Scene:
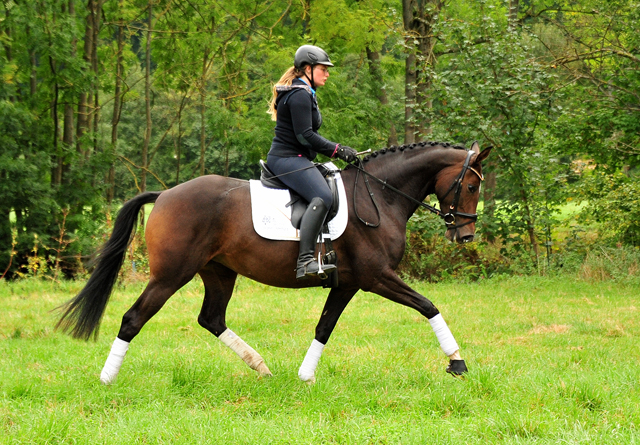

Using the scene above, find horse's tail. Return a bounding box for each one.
[56,191,162,341]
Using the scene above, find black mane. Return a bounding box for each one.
[357,141,467,164]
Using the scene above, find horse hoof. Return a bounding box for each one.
[299,374,316,384]
[446,359,468,376]
[100,371,118,385]
[256,362,273,377]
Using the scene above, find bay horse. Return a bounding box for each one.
[57,141,492,384]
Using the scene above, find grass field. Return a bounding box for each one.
[1,276,639,444]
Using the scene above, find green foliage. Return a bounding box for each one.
[428,11,591,268]
[541,0,640,171]
[3,0,640,279]
[575,171,640,246]
[398,207,510,281]
[0,100,57,274]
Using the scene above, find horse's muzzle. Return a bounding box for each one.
[445,229,475,244]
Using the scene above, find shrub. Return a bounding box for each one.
[398,208,510,282]
[575,171,640,247]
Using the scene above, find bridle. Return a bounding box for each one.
[440,149,485,230]
[351,149,484,231]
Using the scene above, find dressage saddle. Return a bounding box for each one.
[259,160,340,230]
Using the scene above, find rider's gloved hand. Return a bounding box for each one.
[336,145,358,163]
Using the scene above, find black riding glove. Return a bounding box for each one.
[335,145,358,163]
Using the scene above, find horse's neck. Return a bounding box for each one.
[366,147,458,216]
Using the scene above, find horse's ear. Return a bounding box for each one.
[475,145,493,164]
[470,141,480,154]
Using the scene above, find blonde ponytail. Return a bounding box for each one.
[267,66,304,121]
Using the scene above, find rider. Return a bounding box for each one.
[267,45,358,280]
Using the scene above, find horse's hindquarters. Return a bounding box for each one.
[145,176,318,289]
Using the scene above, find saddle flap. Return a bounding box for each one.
[248,174,348,242]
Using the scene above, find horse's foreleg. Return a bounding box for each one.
[370,270,467,375]
[299,288,357,382]
[101,278,185,384]
[197,264,272,376]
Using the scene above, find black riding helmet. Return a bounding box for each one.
[294,45,333,89]
[294,45,334,69]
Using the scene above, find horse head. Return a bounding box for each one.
[434,142,492,243]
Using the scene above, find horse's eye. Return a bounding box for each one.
[468,184,477,193]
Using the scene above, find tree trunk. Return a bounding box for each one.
[63,103,75,150]
[142,0,153,194]
[107,2,125,204]
[402,0,446,144]
[175,120,181,185]
[37,4,57,184]
[28,28,37,97]
[3,6,14,103]
[137,0,153,236]
[519,186,539,260]
[50,56,63,186]
[2,7,11,65]
[415,22,436,140]
[402,0,443,144]
[76,0,95,158]
[301,0,310,36]
[508,0,519,29]
[91,0,103,154]
[63,0,76,159]
[199,48,210,177]
[482,159,497,243]
[52,0,76,186]
[0,185,11,268]
[402,0,417,144]
[366,47,398,146]
[174,93,187,185]
[62,0,76,182]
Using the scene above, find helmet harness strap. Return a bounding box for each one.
[304,65,316,89]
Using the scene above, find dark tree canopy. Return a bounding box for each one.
[1,0,639,278]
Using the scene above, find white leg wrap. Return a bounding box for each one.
[219,329,271,375]
[428,314,460,357]
[298,339,325,382]
[100,337,129,385]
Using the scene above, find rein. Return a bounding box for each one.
[350,150,484,230]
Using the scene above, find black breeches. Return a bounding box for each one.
[266,155,334,209]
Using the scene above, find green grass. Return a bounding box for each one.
[1,276,639,444]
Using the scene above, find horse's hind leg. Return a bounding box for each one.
[197,263,272,376]
[100,276,190,384]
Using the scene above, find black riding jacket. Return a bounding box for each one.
[269,78,338,161]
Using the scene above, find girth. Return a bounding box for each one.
[259,160,340,230]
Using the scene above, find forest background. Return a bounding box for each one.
[1,0,639,281]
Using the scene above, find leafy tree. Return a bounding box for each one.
[432,10,573,266]
[527,0,640,169]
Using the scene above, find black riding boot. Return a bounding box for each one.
[296,197,336,280]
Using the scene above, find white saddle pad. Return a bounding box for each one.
[249,163,348,241]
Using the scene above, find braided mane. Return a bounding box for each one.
[354,141,467,164]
